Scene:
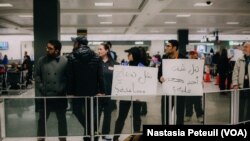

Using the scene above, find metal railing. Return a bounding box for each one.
[0,88,250,141]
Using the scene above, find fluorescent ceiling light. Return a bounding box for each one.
[100,22,112,24]
[135,41,144,45]
[176,14,191,17]
[226,22,239,25]
[164,21,176,24]
[98,14,112,17]
[92,41,103,45]
[95,2,113,7]
[0,3,13,7]
[18,15,33,18]
[194,2,213,7]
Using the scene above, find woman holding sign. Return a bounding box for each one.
[113,47,148,141]
[97,43,119,140]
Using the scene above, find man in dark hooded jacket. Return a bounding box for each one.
[67,36,105,141]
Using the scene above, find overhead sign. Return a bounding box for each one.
[162,59,204,96]
[111,65,158,101]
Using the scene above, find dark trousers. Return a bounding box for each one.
[219,73,232,90]
[37,108,67,137]
[219,73,227,90]
[161,96,186,125]
[114,101,142,135]
[185,96,203,117]
[98,98,112,134]
[72,98,98,136]
[239,90,250,122]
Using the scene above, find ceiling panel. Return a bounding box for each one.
[61,27,127,34]
[0,27,31,34]
[60,0,144,10]
[147,15,250,27]
[0,0,32,9]
[0,0,250,35]
[61,15,133,26]
[2,15,33,25]
[165,0,250,10]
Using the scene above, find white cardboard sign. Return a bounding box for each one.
[162,59,204,96]
[111,65,158,101]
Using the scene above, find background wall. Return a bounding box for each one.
[0,35,33,61]
[0,34,249,62]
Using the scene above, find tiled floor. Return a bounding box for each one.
[0,79,236,141]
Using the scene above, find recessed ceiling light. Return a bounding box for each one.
[100,22,112,24]
[0,3,13,7]
[98,14,112,17]
[164,21,176,24]
[226,22,239,25]
[135,41,144,45]
[176,14,191,17]
[18,15,33,18]
[194,2,213,7]
[95,2,113,7]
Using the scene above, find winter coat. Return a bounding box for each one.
[232,56,250,88]
[67,45,105,96]
[35,55,68,110]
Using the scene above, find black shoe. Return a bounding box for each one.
[94,137,99,141]
[83,137,90,141]
[59,137,66,141]
[113,136,119,141]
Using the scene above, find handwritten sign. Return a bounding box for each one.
[162,59,204,96]
[111,65,158,101]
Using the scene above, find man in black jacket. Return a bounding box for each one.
[67,36,105,141]
[158,40,186,125]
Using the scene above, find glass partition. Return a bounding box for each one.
[204,90,232,124]
[237,88,250,124]
[2,88,249,140]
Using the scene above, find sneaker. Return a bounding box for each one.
[184,116,191,122]
[197,116,204,123]
[102,135,112,140]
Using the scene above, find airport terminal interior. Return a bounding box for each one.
[0,0,250,141]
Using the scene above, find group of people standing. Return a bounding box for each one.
[35,37,148,141]
[35,36,250,141]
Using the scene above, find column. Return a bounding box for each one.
[33,0,60,62]
[177,29,189,55]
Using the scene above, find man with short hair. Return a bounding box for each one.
[232,42,250,122]
[68,36,105,141]
[35,40,68,141]
[158,39,186,125]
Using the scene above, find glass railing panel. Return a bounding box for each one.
[4,93,36,137]
[237,88,250,124]
[95,95,133,137]
[184,95,204,125]
[204,90,232,124]
[3,95,90,138]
